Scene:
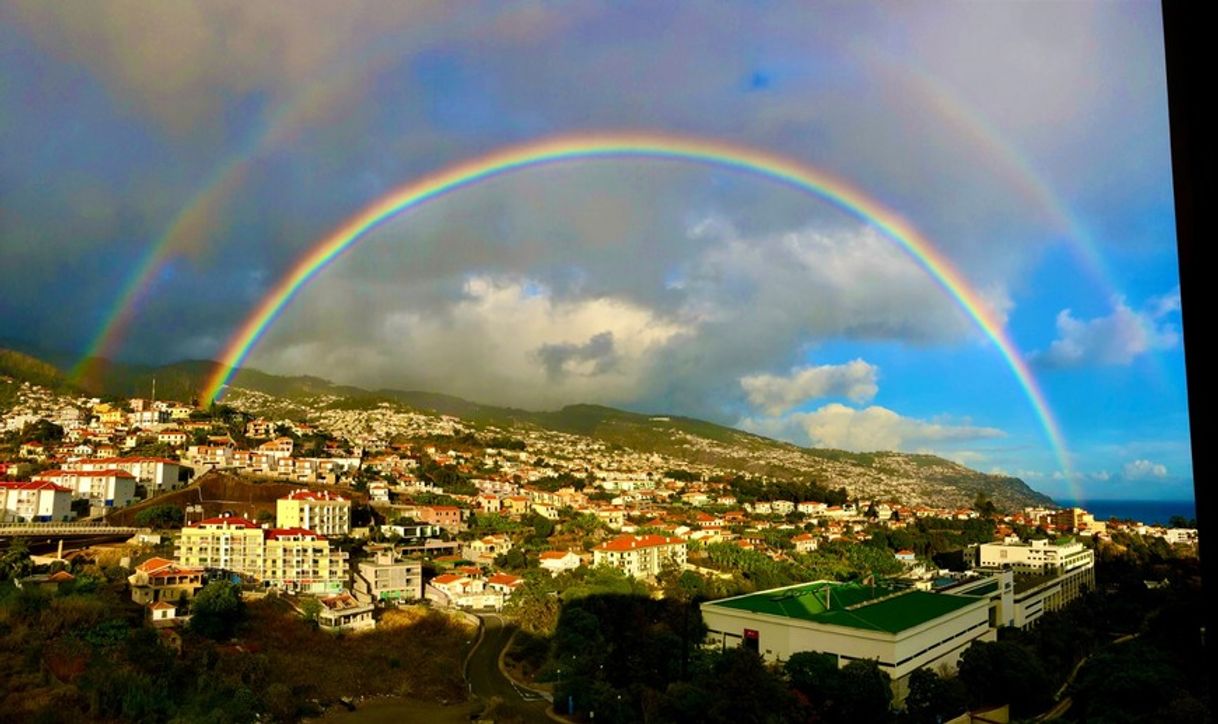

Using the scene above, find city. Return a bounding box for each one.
[0,3,1202,723]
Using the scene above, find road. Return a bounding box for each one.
[465,613,554,723]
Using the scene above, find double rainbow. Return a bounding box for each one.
[198,132,1071,479]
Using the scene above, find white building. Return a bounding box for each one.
[592,534,687,578]
[965,536,1096,628]
[66,457,182,493]
[33,469,137,510]
[539,550,582,576]
[701,580,995,702]
[0,481,73,522]
[972,536,1093,576]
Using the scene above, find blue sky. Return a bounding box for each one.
[0,2,1191,502]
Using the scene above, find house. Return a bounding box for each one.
[417,505,464,532]
[791,533,819,553]
[539,550,582,576]
[487,573,523,596]
[462,534,513,564]
[157,429,188,447]
[258,437,295,460]
[771,500,795,515]
[16,570,75,593]
[427,573,504,610]
[593,534,687,578]
[128,557,204,605]
[316,593,375,632]
[595,506,625,529]
[0,481,73,522]
[147,601,178,627]
[368,481,391,502]
[19,441,47,460]
[246,419,275,439]
[895,549,917,564]
[502,495,531,517]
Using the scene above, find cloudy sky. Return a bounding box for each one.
[0,2,1191,501]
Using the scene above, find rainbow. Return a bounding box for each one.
[69,42,386,387]
[199,132,1073,480]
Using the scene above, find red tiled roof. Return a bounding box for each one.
[0,481,72,492]
[149,601,176,610]
[195,516,259,528]
[266,527,324,540]
[539,550,572,560]
[431,573,466,585]
[283,490,348,502]
[488,573,522,587]
[48,570,75,582]
[136,557,175,573]
[595,534,684,552]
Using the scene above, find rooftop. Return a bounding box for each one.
[704,581,980,634]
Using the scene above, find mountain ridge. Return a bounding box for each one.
[0,347,1054,509]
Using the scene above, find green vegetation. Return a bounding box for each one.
[0,348,71,390]
[0,571,472,722]
[189,580,246,640]
[133,505,185,529]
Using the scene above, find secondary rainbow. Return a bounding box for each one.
[201,132,1073,480]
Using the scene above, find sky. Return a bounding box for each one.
[0,1,1192,502]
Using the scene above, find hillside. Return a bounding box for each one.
[105,469,369,526]
[1,348,1054,510]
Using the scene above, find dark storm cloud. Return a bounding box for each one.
[0,1,1177,440]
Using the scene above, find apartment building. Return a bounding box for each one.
[276,490,351,536]
[175,516,347,594]
[592,533,687,578]
[0,481,72,522]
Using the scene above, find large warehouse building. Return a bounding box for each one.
[701,581,996,700]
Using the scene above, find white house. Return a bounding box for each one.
[539,550,582,576]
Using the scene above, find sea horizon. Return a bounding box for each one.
[1052,498,1197,527]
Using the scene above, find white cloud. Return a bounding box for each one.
[1034,293,1180,368]
[1122,459,1168,480]
[253,274,687,409]
[740,359,878,415]
[740,402,1004,452]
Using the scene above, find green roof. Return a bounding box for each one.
[705,582,981,634]
[957,579,999,597]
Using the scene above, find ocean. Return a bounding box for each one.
[1053,498,1197,526]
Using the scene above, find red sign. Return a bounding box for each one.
[744,628,759,640]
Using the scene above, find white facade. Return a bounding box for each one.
[33,469,137,509]
[593,534,687,578]
[276,490,351,536]
[702,581,995,702]
[0,482,73,522]
[973,536,1093,575]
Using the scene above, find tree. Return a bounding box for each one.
[835,659,893,722]
[300,597,323,627]
[0,537,33,580]
[903,668,967,724]
[958,641,1051,717]
[134,504,185,529]
[190,581,245,640]
[972,492,997,518]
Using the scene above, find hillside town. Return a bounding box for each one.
[0,374,1203,722]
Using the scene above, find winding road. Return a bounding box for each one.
[465,613,554,723]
